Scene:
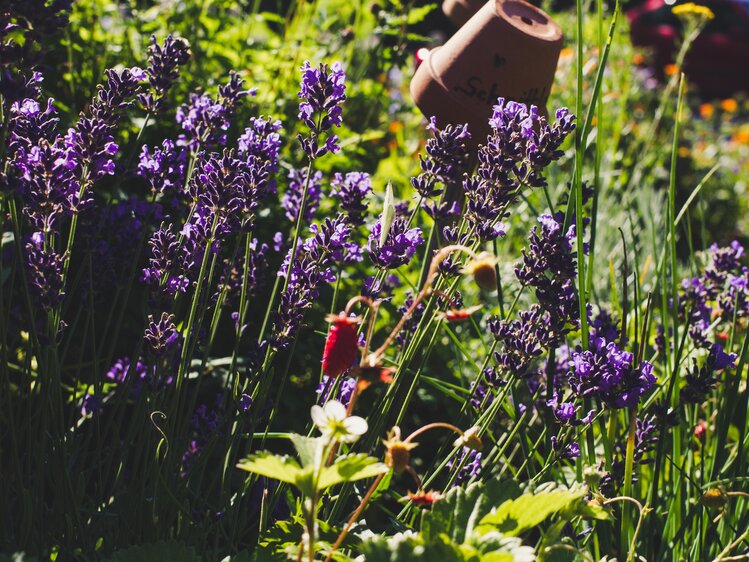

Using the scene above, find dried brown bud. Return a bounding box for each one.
[463,253,498,291]
[383,427,418,474]
[700,488,728,509]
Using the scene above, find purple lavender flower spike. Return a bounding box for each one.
[367,217,423,269]
[330,171,372,226]
[138,139,189,197]
[144,312,181,360]
[238,116,282,197]
[297,61,346,159]
[272,215,353,350]
[25,231,64,312]
[282,168,323,223]
[411,117,471,199]
[138,35,191,113]
[447,448,482,487]
[569,336,656,409]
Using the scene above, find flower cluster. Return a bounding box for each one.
[368,217,424,269]
[678,241,748,347]
[411,117,470,200]
[272,216,354,350]
[330,171,372,226]
[282,168,323,223]
[568,337,656,409]
[297,61,346,159]
[599,415,658,496]
[680,343,736,404]
[458,100,575,243]
[515,213,581,340]
[176,72,252,152]
[138,35,192,113]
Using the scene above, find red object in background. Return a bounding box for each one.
[322,314,359,378]
[627,0,749,98]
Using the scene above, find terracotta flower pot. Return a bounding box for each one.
[410,0,563,144]
[442,0,487,28]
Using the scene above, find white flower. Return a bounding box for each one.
[310,400,368,443]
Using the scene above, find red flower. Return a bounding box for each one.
[322,313,360,378]
[407,489,443,507]
[438,304,483,323]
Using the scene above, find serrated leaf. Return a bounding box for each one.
[477,488,587,537]
[359,532,470,562]
[105,541,201,562]
[236,452,303,485]
[317,454,388,491]
[289,434,324,468]
[422,479,521,544]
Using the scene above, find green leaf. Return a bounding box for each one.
[104,541,201,562]
[359,532,471,562]
[422,479,521,544]
[289,434,324,468]
[477,487,588,537]
[236,452,303,485]
[406,4,437,24]
[317,454,388,491]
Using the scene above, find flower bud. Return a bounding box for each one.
[463,253,497,291]
[700,488,728,509]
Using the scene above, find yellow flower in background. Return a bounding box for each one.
[664,63,678,76]
[672,2,715,21]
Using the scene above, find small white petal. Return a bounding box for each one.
[344,416,368,436]
[310,405,327,429]
[323,400,347,421]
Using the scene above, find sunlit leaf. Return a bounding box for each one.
[317,454,388,491]
[236,452,302,485]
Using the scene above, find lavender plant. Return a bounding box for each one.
[0,2,747,561]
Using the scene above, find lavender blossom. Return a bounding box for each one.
[411,117,470,199]
[460,100,575,241]
[551,436,580,459]
[490,305,554,378]
[138,139,189,198]
[238,116,282,197]
[680,343,736,404]
[143,312,181,360]
[142,222,191,296]
[297,61,346,159]
[600,415,658,496]
[367,217,423,269]
[177,73,250,152]
[24,232,64,312]
[317,374,357,407]
[282,168,323,223]
[138,35,191,113]
[448,448,482,486]
[65,66,146,179]
[515,213,580,338]
[330,171,372,226]
[569,336,656,409]
[272,215,352,349]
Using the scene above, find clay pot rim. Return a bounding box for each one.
[494,0,562,42]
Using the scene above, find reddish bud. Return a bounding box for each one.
[407,489,443,507]
[694,420,707,443]
[438,304,483,323]
[322,313,360,378]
